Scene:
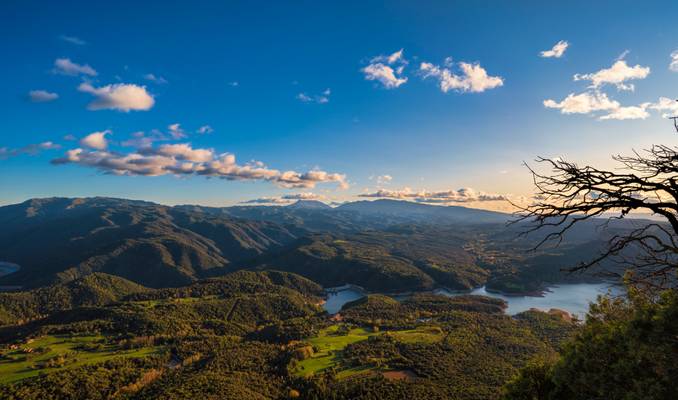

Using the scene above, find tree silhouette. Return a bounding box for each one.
[514,144,678,289]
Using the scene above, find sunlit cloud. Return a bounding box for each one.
[545,91,676,120]
[197,125,214,135]
[52,140,349,189]
[544,91,619,114]
[359,187,508,204]
[574,58,650,91]
[80,130,110,150]
[599,104,650,120]
[540,40,569,58]
[362,49,408,89]
[419,60,504,93]
[78,82,154,111]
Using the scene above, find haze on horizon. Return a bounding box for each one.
[2,1,678,212]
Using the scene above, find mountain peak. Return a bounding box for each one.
[286,200,332,210]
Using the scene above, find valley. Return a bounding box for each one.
[0,197,649,398]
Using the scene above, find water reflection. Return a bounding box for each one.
[323,283,624,318]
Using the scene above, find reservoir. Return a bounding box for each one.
[324,282,624,318]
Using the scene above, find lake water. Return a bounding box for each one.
[323,287,366,314]
[324,282,624,318]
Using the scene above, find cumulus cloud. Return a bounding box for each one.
[543,91,619,114]
[297,88,331,104]
[540,40,569,58]
[670,50,678,72]
[140,143,214,162]
[648,97,678,118]
[362,49,408,89]
[574,59,650,91]
[52,143,348,189]
[0,141,61,159]
[28,90,59,102]
[545,92,676,121]
[197,125,214,135]
[78,82,154,111]
[419,60,503,93]
[599,104,650,120]
[53,58,97,76]
[144,73,168,84]
[358,187,508,204]
[80,130,110,150]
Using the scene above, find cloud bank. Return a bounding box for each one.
[52,140,348,189]
[359,187,508,204]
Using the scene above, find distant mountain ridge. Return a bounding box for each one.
[0,197,302,289]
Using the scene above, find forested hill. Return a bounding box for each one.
[0,197,622,293]
[0,197,302,289]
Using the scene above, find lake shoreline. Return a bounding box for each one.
[323,282,625,317]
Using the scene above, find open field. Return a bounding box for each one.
[291,324,444,378]
[0,335,161,384]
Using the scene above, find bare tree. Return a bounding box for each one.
[514,145,678,290]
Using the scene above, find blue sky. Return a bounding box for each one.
[2,1,678,209]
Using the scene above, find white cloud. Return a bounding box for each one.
[574,59,650,91]
[53,58,97,76]
[648,97,678,118]
[362,49,408,89]
[420,61,503,93]
[545,92,676,121]
[144,73,168,84]
[0,141,61,159]
[141,143,214,162]
[544,91,619,114]
[229,81,239,87]
[59,35,86,45]
[359,187,508,204]
[197,125,214,134]
[599,104,650,120]
[78,82,155,111]
[80,130,110,150]
[28,90,58,102]
[52,143,349,189]
[670,50,678,72]
[540,40,569,58]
